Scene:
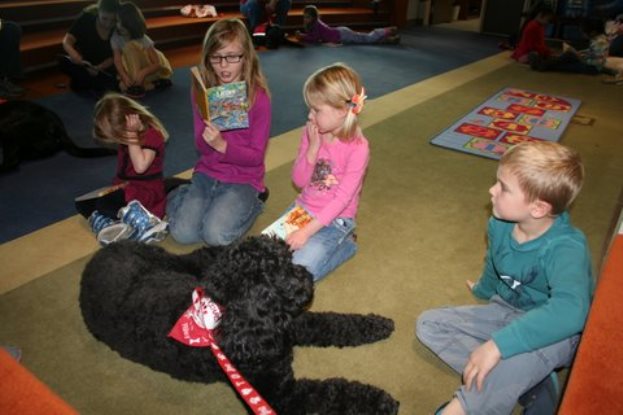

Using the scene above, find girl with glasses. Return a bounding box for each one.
[167,18,272,247]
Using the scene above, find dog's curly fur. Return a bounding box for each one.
[80,236,399,414]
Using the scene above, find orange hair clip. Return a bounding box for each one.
[349,87,367,115]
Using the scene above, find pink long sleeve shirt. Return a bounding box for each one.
[292,128,369,226]
[192,87,271,192]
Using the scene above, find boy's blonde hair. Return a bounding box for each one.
[200,18,270,105]
[93,93,169,145]
[303,62,363,141]
[500,141,584,215]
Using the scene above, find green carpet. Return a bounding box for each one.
[1,63,621,414]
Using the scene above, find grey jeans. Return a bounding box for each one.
[416,296,579,415]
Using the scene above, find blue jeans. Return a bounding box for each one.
[166,172,264,246]
[240,0,291,31]
[416,296,579,415]
[291,211,357,282]
[544,51,600,75]
[337,27,387,44]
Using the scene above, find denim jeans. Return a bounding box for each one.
[166,172,264,246]
[416,296,579,415]
[240,0,291,31]
[291,212,357,282]
[544,51,600,75]
[337,27,387,44]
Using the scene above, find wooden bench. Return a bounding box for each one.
[1,0,394,72]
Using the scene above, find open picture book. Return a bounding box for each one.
[261,205,313,240]
[190,66,249,131]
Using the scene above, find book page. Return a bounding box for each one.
[262,205,313,239]
[190,66,210,121]
[206,81,249,131]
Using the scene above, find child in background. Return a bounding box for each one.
[112,1,172,98]
[511,6,554,63]
[416,142,594,415]
[76,93,168,245]
[608,14,623,58]
[59,0,120,95]
[530,19,609,75]
[295,5,399,45]
[286,63,369,281]
[166,18,271,246]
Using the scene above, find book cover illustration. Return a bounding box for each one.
[190,66,249,131]
[261,205,313,240]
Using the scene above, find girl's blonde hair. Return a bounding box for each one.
[500,141,584,215]
[303,62,363,141]
[93,93,169,145]
[199,18,270,105]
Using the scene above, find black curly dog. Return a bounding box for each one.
[80,236,399,414]
[0,100,115,172]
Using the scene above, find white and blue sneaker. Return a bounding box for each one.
[88,211,134,246]
[118,200,168,244]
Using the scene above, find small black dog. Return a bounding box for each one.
[80,236,399,414]
[0,100,115,172]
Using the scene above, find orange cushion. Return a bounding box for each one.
[0,348,78,415]
[559,234,623,414]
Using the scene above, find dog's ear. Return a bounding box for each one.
[209,236,314,366]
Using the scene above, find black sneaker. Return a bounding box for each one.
[153,78,173,89]
[519,372,560,415]
[125,85,146,98]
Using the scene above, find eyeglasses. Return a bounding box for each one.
[208,55,244,64]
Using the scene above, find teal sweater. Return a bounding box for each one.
[472,212,594,358]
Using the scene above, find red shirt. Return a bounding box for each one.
[512,20,551,61]
[113,127,166,218]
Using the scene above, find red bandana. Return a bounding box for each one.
[168,288,276,415]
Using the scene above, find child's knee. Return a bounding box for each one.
[168,220,200,245]
[415,310,436,342]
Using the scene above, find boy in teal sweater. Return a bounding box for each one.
[416,141,594,415]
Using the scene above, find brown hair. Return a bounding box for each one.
[500,141,584,215]
[199,18,270,105]
[303,5,319,31]
[117,1,146,40]
[93,93,169,145]
[303,62,364,141]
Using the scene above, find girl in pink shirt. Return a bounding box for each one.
[287,63,370,281]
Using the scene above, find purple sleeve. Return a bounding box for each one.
[303,20,339,43]
[221,89,271,167]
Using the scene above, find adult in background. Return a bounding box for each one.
[0,18,25,98]
[59,0,120,95]
[240,0,291,33]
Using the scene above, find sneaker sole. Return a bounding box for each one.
[138,220,169,244]
[97,223,135,246]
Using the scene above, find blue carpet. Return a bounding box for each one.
[0,26,502,243]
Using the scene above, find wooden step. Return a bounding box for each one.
[19,6,390,72]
